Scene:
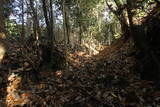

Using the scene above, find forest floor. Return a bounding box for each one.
[0,39,160,107]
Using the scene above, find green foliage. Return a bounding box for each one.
[6,19,19,37]
[68,0,110,43]
[5,0,158,46]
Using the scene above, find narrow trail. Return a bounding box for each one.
[0,40,160,106]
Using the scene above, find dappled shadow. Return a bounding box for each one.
[0,33,9,106]
[0,55,8,106]
[0,44,6,63]
[1,22,160,106]
[6,74,29,106]
[0,38,160,106]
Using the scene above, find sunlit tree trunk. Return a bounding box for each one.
[105,0,130,41]
[0,0,7,62]
[126,0,134,38]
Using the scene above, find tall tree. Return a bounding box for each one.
[77,1,83,44]
[0,0,7,62]
[62,0,71,44]
[29,0,41,40]
[0,0,5,33]
[105,0,130,41]
[41,0,55,45]
[21,0,25,42]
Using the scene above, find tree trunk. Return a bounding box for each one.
[42,0,51,42]
[0,0,7,62]
[79,26,82,44]
[126,0,134,39]
[62,0,70,44]
[0,0,5,33]
[62,0,67,44]
[29,0,41,40]
[42,0,55,45]
[21,0,25,43]
[49,0,56,44]
[105,0,130,41]
[77,4,83,44]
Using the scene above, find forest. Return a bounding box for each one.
[0,0,160,106]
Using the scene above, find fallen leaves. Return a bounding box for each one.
[6,74,29,107]
[0,39,160,106]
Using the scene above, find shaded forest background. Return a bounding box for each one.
[0,0,160,106]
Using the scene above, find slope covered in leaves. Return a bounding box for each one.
[0,39,160,107]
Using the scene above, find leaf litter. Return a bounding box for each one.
[0,40,160,107]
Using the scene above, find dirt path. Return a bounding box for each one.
[0,40,160,106]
